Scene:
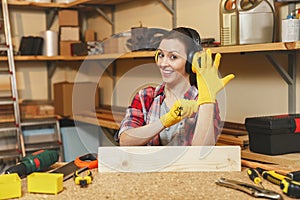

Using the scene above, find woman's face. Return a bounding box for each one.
[156,38,189,85]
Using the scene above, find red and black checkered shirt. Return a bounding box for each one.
[117,83,221,145]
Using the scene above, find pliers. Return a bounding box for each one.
[216,178,283,200]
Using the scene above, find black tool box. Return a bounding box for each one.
[245,114,300,155]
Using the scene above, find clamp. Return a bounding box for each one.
[216,177,283,199]
[73,169,93,188]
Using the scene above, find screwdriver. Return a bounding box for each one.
[262,170,287,186]
[247,168,264,188]
[257,169,300,198]
[281,178,300,198]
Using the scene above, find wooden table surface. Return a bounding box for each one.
[19,169,296,200]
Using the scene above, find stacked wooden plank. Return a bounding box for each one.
[0,104,14,123]
[73,105,126,130]
[95,105,126,125]
[216,121,249,149]
[20,100,55,119]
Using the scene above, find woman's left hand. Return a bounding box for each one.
[192,49,235,105]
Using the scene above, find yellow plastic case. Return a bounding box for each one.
[27,172,63,195]
[0,173,21,199]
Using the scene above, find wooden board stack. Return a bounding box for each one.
[216,122,249,150]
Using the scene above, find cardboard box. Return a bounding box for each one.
[58,10,79,26]
[85,29,96,41]
[53,82,100,117]
[102,37,129,54]
[60,41,79,56]
[60,26,80,41]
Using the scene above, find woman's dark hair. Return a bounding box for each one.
[161,27,202,88]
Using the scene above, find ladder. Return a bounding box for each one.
[0,0,25,160]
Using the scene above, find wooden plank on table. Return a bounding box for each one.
[241,148,300,167]
[223,121,247,131]
[241,159,300,175]
[76,111,123,125]
[96,112,124,123]
[74,115,120,130]
[221,127,248,136]
[96,107,126,115]
[98,146,241,172]
[218,134,249,147]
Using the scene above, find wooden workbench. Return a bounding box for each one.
[19,170,296,199]
[52,108,300,199]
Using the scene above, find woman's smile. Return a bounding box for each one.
[161,67,174,76]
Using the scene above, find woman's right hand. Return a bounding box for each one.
[160,99,198,128]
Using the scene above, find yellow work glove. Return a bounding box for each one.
[192,49,235,105]
[160,99,198,128]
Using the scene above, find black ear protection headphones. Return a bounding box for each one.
[184,27,202,75]
[154,27,202,75]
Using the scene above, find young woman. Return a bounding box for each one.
[116,27,234,146]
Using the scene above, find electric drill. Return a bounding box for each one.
[5,149,59,178]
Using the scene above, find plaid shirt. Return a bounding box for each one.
[117,83,221,145]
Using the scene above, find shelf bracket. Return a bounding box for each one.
[264,51,296,114]
[95,6,115,34]
[45,8,58,30]
[47,61,57,100]
[95,7,113,25]
[159,0,177,28]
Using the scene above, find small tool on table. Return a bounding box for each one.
[247,168,264,188]
[261,170,286,186]
[216,178,283,200]
[258,169,300,198]
[74,153,98,169]
[72,153,97,187]
[50,153,97,182]
[73,169,93,188]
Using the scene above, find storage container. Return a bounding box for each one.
[27,172,63,194]
[0,173,21,199]
[220,0,275,45]
[245,114,300,155]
